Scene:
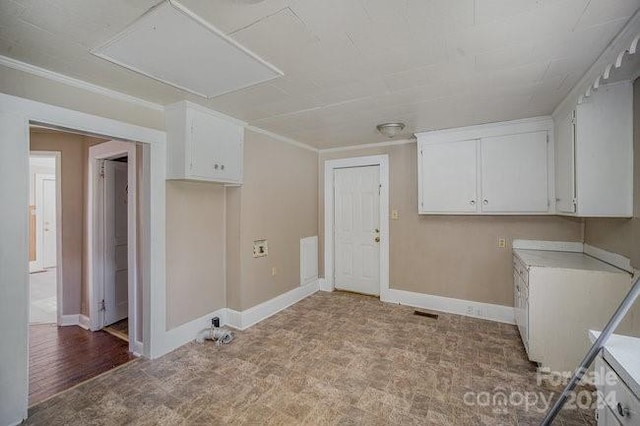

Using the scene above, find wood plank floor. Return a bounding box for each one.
[29,324,134,406]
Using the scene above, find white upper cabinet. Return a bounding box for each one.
[481,131,549,213]
[554,111,576,214]
[419,139,478,213]
[417,117,554,215]
[554,81,633,217]
[166,101,244,184]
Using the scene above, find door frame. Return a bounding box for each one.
[324,155,389,300]
[29,151,63,326]
[0,93,166,425]
[88,141,138,354]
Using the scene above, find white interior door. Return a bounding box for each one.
[103,160,128,326]
[41,178,57,268]
[334,166,380,296]
[34,174,57,270]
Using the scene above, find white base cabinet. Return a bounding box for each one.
[593,335,640,426]
[513,249,632,373]
[166,101,244,184]
[416,117,554,215]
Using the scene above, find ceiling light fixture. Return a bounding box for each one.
[376,122,405,138]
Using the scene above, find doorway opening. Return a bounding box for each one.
[28,153,60,325]
[27,127,137,407]
[87,141,139,350]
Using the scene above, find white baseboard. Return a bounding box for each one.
[59,314,80,326]
[384,289,515,325]
[157,307,228,357]
[227,280,319,330]
[78,314,91,330]
[318,278,333,292]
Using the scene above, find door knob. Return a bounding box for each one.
[469,200,476,205]
[374,228,380,233]
[374,236,380,243]
[483,199,488,205]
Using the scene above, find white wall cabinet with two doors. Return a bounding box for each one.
[166,101,244,184]
[416,118,554,215]
[554,81,633,217]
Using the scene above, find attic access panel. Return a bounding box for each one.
[92,0,283,98]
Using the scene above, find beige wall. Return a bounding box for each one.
[29,130,98,315]
[165,181,226,329]
[0,65,164,130]
[227,130,318,311]
[584,77,640,268]
[319,143,584,307]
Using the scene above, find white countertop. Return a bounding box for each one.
[514,249,627,274]
[590,330,640,397]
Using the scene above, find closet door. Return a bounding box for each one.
[419,139,478,213]
[480,131,549,213]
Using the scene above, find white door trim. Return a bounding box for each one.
[324,155,390,300]
[0,92,165,425]
[29,152,63,326]
[88,141,138,355]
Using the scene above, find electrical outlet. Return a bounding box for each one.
[497,237,506,248]
[391,209,399,220]
[253,239,268,257]
[271,266,277,276]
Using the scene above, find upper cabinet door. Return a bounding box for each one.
[189,108,243,182]
[419,139,478,213]
[166,101,244,184]
[555,111,576,213]
[481,131,549,213]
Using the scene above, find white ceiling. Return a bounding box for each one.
[1,0,638,149]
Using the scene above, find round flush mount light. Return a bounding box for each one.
[376,122,405,138]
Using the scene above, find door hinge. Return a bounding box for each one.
[546,134,549,144]
[99,161,105,178]
[99,299,106,312]
[379,184,382,195]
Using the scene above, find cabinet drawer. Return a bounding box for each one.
[602,360,640,425]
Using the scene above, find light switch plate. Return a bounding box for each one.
[253,239,268,257]
[497,238,506,248]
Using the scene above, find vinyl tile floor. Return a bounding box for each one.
[25,291,595,425]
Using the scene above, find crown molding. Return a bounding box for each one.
[0,55,164,111]
[318,137,415,154]
[246,125,318,153]
[552,10,640,118]
[0,55,319,153]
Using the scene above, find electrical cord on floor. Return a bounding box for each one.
[195,324,234,345]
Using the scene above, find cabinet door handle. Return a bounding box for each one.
[483,199,488,205]
[221,164,225,170]
[214,163,219,170]
[469,200,476,205]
